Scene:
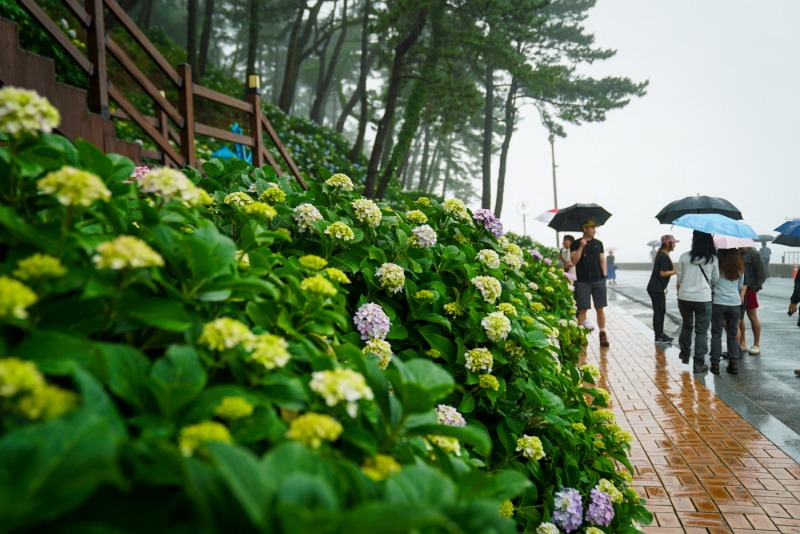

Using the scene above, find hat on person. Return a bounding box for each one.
[660,234,679,244]
[581,219,598,228]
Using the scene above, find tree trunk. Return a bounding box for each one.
[311,0,349,125]
[426,142,442,194]
[187,0,198,66]
[246,0,260,76]
[197,0,215,79]
[278,1,325,114]
[441,160,451,198]
[364,8,429,197]
[481,64,494,209]
[336,50,376,134]
[137,0,154,27]
[417,124,432,191]
[345,2,373,154]
[494,76,519,218]
[402,138,422,189]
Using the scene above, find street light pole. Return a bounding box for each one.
[549,134,559,248]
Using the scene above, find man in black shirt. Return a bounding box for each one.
[570,219,609,346]
[647,235,679,344]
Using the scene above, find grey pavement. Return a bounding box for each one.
[606,269,800,462]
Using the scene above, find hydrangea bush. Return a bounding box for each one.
[0,89,651,532]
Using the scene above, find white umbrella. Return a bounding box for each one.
[713,235,757,250]
[534,208,559,223]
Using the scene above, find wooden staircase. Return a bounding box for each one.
[0,17,142,161]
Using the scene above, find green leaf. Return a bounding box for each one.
[148,345,207,419]
[410,311,452,331]
[418,325,455,360]
[404,423,492,457]
[76,138,114,178]
[179,224,237,282]
[123,298,193,332]
[336,504,446,534]
[0,411,119,531]
[206,442,275,528]
[384,465,456,506]
[96,343,152,412]
[395,359,454,400]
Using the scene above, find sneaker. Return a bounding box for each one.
[655,333,673,343]
[710,362,720,375]
[748,345,760,355]
[721,351,729,360]
[795,369,800,376]
[679,352,690,364]
[599,331,610,347]
[727,362,739,375]
[693,363,708,373]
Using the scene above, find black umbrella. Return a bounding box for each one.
[655,195,742,224]
[773,233,800,247]
[548,203,612,232]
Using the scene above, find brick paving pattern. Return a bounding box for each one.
[582,308,800,533]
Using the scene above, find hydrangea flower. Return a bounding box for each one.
[415,290,434,301]
[214,397,254,420]
[309,368,374,417]
[481,311,512,342]
[571,422,587,433]
[0,357,44,398]
[497,302,517,316]
[442,198,470,220]
[363,338,393,370]
[585,487,614,526]
[223,192,254,207]
[425,435,461,456]
[235,250,250,268]
[300,274,337,297]
[516,435,545,460]
[552,487,584,532]
[593,408,616,423]
[479,374,500,390]
[285,412,343,449]
[299,255,328,270]
[580,363,601,381]
[593,388,611,405]
[529,248,544,261]
[131,165,151,180]
[136,167,210,207]
[37,166,111,207]
[597,479,624,505]
[353,303,391,340]
[375,263,405,294]
[504,243,523,256]
[92,236,164,270]
[260,187,286,204]
[324,268,351,284]
[415,196,431,206]
[247,333,291,370]
[362,454,402,481]
[471,275,502,302]
[243,201,278,219]
[502,253,523,270]
[324,221,355,241]
[535,522,560,534]
[198,318,254,351]
[436,404,466,427]
[351,198,382,227]
[406,210,428,224]
[443,302,465,317]
[179,421,232,456]
[325,173,354,190]
[464,347,493,373]
[498,500,514,519]
[411,224,437,248]
[0,86,60,135]
[473,208,504,238]
[585,528,604,534]
[476,249,500,269]
[544,257,553,266]
[0,277,37,320]
[293,203,323,232]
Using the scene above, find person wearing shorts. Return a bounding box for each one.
[570,219,609,346]
[738,246,765,355]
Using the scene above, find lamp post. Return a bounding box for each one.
[549,134,559,248]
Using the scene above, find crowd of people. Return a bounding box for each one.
[557,221,800,376]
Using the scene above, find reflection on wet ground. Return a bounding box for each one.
[580,306,800,532]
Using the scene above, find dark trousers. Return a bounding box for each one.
[678,299,711,363]
[710,303,741,363]
[648,290,666,337]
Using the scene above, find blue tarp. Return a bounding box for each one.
[210,122,252,163]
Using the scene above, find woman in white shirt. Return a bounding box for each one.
[710,248,746,375]
[676,231,719,373]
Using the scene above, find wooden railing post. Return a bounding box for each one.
[178,64,195,168]
[246,73,264,168]
[85,0,108,116]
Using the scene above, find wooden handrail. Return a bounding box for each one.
[17,0,93,74]
[12,0,307,188]
[102,0,181,86]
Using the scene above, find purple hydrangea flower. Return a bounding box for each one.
[473,209,504,238]
[563,271,577,283]
[529,249,543,261]
[552,487,583,533]
[353,303,391,341]
[544,257,552,266]
[585,488,614,527]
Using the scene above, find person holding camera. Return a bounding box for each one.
[790,272,800,376]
